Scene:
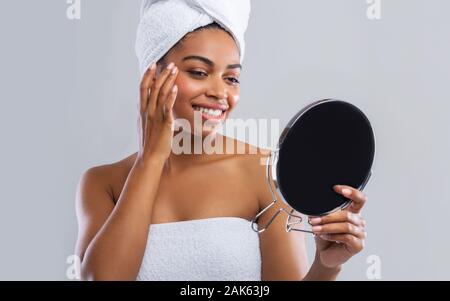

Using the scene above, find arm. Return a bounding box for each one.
[258,202,309,280]
[302,253,342,281]
[75,157,165,280]
[75,61,180,280]
[251,150,309,280]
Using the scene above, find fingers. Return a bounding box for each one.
[311,186,368,256]
[165,85,178,123]
[311,221,367,239]
[309,210,365,228]
[318,233,365,254]
[148,62,177,118]
[333,185,368,214]
[156,65,179,121]
[139,63,157,115]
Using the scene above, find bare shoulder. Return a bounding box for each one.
[78,152,139,204]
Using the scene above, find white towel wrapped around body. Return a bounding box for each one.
[136,217,261,281]
[135,0,251,78]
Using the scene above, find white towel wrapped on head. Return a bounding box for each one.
[135,0,251,78]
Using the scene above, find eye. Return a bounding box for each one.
[188,70,207,77]
[189,70,240,85]
[226,77,240,85]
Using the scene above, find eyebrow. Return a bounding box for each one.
[182,55,242,70]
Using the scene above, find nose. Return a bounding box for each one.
[206,77,228,101]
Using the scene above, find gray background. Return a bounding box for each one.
[0,0,449,280]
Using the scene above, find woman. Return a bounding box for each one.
[75,1,367,281]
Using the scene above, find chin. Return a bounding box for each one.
[190,121,222,138]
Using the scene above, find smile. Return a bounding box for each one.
[192,104,227,122]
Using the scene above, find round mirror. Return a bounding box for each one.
[252,99,375,233]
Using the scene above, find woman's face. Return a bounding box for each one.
[156,28,241,137]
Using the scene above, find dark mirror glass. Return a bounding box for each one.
[276,99,375,216]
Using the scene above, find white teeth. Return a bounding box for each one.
[193,105,223,117]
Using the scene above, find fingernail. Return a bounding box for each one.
[309,217,322,225]
[166,62,174,69]
[171,66,178,74]
[150,63,156,70]
[172,85,178,93]
[319,234,329,240]
[311,226,322,232]
[342,188,352,196]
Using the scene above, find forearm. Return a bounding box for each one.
[81,156,165,280]
[302,253,342,281]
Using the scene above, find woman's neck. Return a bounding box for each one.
[164,131,226,173]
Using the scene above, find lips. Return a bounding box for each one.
[191,102,229,111]
[191,104,227,123]
[198,110,226,123]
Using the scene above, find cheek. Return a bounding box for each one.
[172,77,195,110]
[229,94,240,109]
[173,74,202,100]
[171,75,206,120]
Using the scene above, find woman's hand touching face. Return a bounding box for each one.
[137,62,179,162]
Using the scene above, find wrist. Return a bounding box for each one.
[314,257,342,272]
[312,253,342,279]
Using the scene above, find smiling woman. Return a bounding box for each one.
[74,0,366,281]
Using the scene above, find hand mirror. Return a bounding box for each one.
[251,99,375,233]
